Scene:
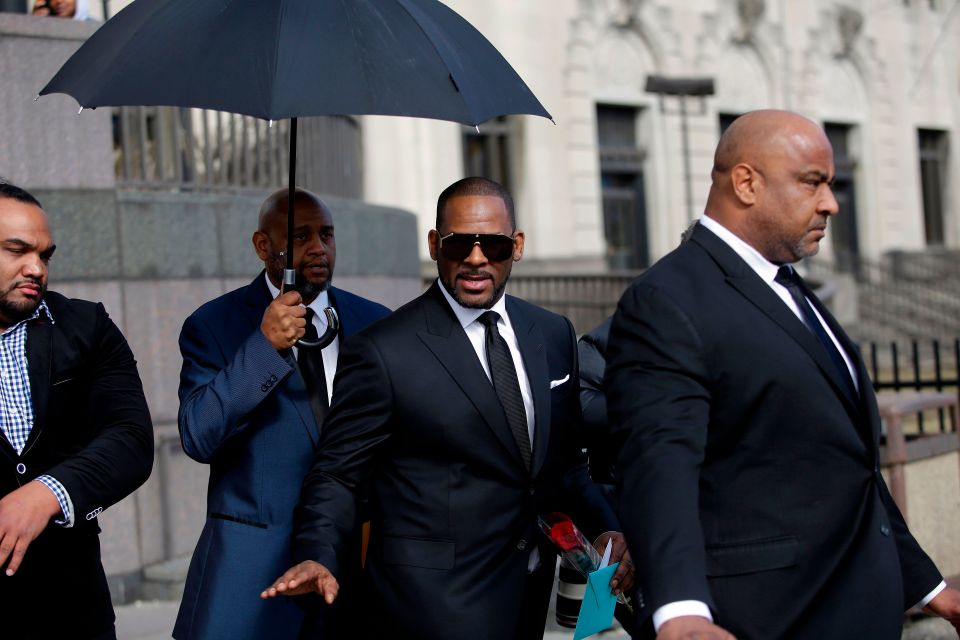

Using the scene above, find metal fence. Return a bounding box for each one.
[112,107,362,198]
[864,338,960,434]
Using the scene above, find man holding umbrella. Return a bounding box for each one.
[174,188,389,639]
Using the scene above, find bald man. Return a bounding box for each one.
[174,188,390,640]
[606,110,960,639]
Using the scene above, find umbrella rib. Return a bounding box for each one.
[391,0,480,125]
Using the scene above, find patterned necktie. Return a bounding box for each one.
[478,311,531,471]
[775,266,858,400]
[298,308,329,427]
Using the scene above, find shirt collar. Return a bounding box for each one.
[263,271,330,314]
[436,278,508,330]
[0,299,54,336]
[699,215,782,286]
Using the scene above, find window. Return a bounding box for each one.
[462,116,512,193]
[824,123,860,273]
[597,105,648,269]
[918,129,949,246]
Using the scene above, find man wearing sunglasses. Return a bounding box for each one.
[264,177,633,639]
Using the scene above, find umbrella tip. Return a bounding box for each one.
[550,118,556,126]
[269,119,274,128]
[33,95,40,102]
[475,125,480,133]
[78,107,84,114]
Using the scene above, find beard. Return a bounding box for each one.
[441,267,510,310]
[267,251,329,300]
[0,279,46,325]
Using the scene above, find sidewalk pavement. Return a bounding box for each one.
[113,600,629,640]
[114,599,954,639]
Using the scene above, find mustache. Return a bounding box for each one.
[457,270,493,279]
[11,277,43,289]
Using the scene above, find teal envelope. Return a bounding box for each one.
[573,562,619,640]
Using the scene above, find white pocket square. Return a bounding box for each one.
[549,374,570,389]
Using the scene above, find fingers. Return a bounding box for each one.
[260,562,339,603]
[0,531,14,574]
[276,290,303,307]
[610,554,634,594]
[261,296,309,350]
[4,538,29,576]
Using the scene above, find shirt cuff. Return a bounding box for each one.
[35,475,74,528]
[915,581,947,609]
[653,600,713,632]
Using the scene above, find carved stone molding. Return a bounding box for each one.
[734,0,766,43]
[836,6,864,58]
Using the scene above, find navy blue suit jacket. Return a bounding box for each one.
[173,273,389,640]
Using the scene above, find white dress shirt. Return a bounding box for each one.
[264,274,338,405]
[436,280,535,444]
[652,218,944,631]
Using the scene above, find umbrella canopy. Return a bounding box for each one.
[41,0,552,347]
[40,0,551,126]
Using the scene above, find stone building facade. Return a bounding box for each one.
[361,0,960,271]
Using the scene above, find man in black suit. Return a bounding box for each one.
[0,182,153,639]
[263,177,633,639]
[606,110,960,639]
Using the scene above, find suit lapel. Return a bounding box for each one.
[244,272,319,446]
[507,296,550,478]
[416,284,526,469]
[23,318,53,453]
[693,226,862,419]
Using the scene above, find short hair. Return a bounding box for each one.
[0,181,42,208]
[435,177,516,231]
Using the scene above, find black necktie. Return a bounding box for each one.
[298,308,330,427]
[775,266,858,399]
[478,311,532,471]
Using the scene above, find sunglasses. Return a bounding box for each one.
[436,232,516,262]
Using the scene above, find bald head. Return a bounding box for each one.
[258,187,332,232]
[704,109,839,264]
[712,110,829,182]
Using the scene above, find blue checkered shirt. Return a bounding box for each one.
[0,301,73,526]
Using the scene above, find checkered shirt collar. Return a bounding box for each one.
[0,300,54,336]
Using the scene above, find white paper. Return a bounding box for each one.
[599,538,613,569]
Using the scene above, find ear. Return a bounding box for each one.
[252,230,271,261]
[427,229,440,262]
[512,231,524,262]
[730,164,762,206]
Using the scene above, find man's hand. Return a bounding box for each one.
[924,586,960,636]
[658,616,737,640]
[261,560,339,604]
[593,531,634,595]
[261,290,307,351]
[0,481,62,576]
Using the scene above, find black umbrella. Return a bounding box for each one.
[41,0,552,346]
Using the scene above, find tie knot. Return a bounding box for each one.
[775,265,802,289]
[478,310,501,329]
[304,307,316,322]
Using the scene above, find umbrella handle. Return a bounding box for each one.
[297,306,339,349]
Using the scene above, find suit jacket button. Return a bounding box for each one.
[880,524,891,536]
[15,463,26,475]
[260,384,269,392]
[270,374,278,382]
[516,539,528,551]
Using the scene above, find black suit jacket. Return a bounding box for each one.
[606,223,942,639]
[293,283,617,639]
[0,291,153,638]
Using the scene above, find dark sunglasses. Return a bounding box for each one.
[436,232,515,262]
